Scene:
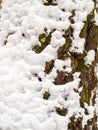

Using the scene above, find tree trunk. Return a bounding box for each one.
[0,0,98,130]
[33,0,98,129]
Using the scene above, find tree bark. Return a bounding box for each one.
[34,0,98,129]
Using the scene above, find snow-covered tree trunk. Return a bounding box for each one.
[34,0,98,129]
[0,0,98,130]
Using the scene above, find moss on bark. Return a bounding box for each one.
[68,116,83,130]
[43,91,50,100]
[68,6,98,129]
[33,2,98,129]
[33,31,52,53]
[57,26,73,59]
[45,60,54,74]
[80,64,97,106]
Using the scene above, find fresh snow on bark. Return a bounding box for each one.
[0,0,97,130]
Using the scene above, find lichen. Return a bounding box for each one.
[39,33,46,43]
[33,31,52,53]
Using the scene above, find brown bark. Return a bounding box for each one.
[33,1,98,129]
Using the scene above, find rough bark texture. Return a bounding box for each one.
[34,0,98,129]
[68,8,98,129]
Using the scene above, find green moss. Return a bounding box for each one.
[39,33,46,44]
[77,59,85,72]
[43,91,50,100]
[85,22,98,51]
[79,8,98,51]
[33,45,42,53]
[79,9,96,51]
[80,89,88,106]
[79,14,98,107]
[33,31,52,53]
[79,22,88,38]
[45,60,54,74]
[87,9,95,22]
[57,26,73,59]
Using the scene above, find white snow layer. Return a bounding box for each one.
[84,50,95,66]
[0,0,97,130]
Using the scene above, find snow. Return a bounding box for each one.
[84,50,95,66]
[0,0,97,130]
[51,30,65,48]
[94,11,98,26]
[54,58,72,73]
[70,38,85,54]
